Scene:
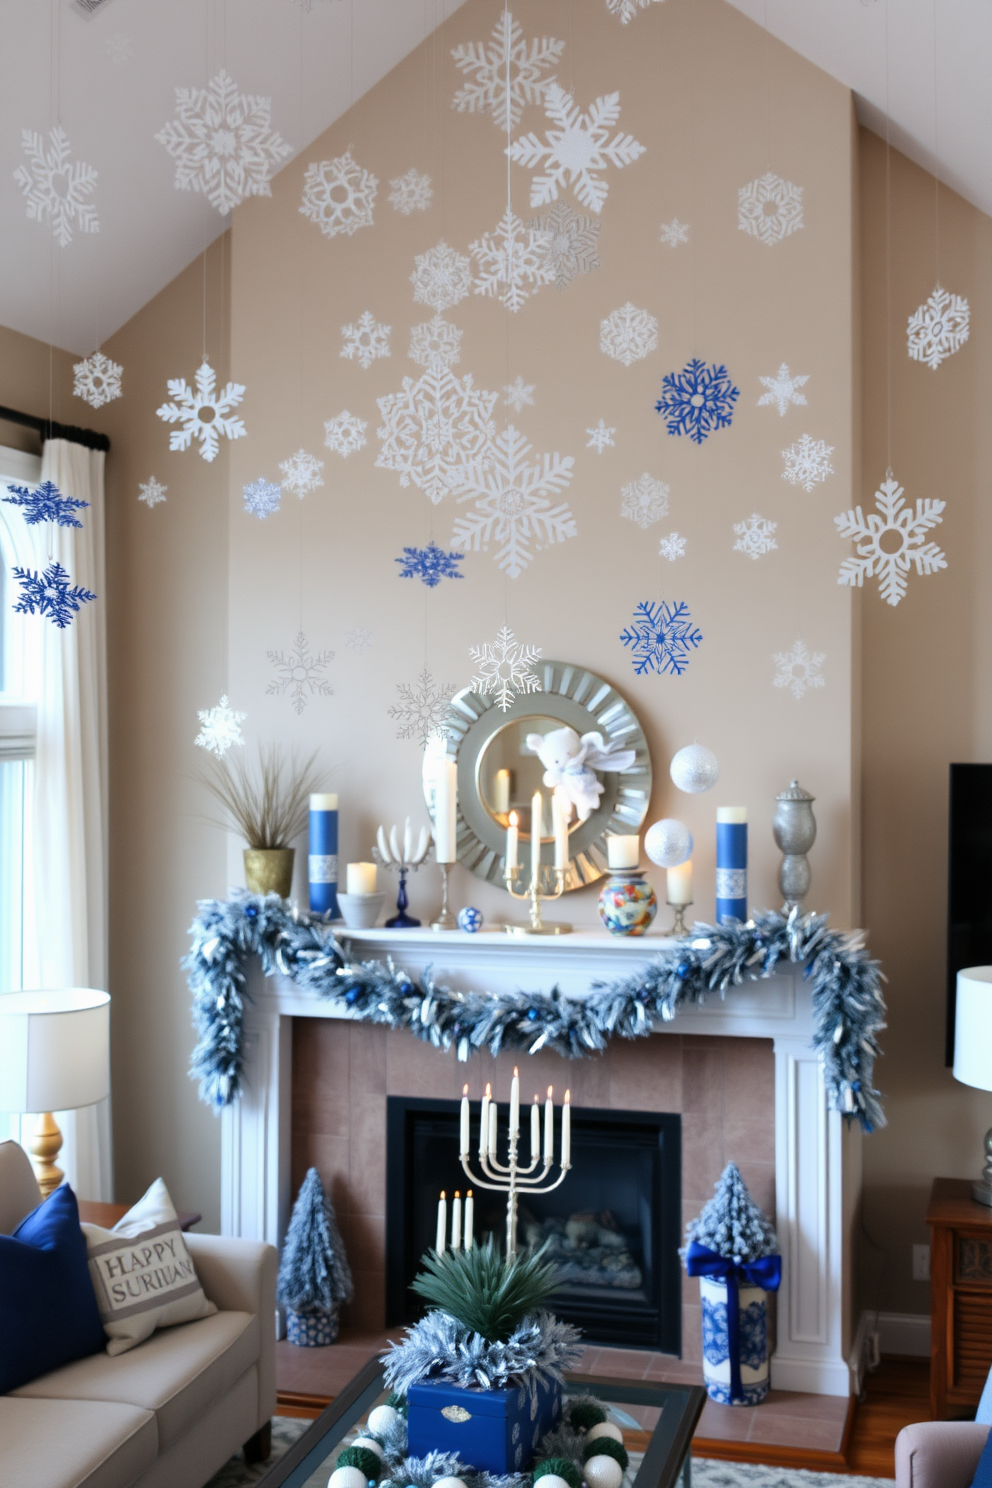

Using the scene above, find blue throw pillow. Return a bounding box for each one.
[0,1184,106,1393]
[970,1428,992,1488]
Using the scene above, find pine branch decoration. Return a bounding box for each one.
[684,1161,778,1265]
[411,1238,559,1342]
[277,1166,354,1314]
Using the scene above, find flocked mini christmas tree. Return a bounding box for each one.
[278,1167,354,1347]
[685,1161,779,1263]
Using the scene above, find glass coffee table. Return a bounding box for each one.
[260,1360,705,1488]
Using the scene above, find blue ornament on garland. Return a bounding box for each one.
[457,906,483,933]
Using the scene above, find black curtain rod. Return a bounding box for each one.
[0,404,110,454]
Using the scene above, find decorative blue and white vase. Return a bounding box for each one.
[286,1306,339,1347]
[457,906,484,933]
[699,1275,769,1405]
[598,870,658,936]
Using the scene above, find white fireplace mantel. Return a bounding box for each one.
[221,926,859,1398]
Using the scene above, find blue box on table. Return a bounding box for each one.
[406,1375,562,1473]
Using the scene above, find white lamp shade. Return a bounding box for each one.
[954,968,992,1092]
[0,989,110,1114]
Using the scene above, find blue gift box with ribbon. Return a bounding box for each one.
[406,1376,562,1473]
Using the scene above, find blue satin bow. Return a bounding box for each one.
[685,1241,782,1403]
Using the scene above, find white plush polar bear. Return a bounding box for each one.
[525,725,637,823]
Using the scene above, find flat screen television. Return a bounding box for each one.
[947,764,992,1064]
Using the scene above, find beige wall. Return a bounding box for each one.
[0,325,76,455]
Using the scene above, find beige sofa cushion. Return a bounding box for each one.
[13,1310,258,1450]
[0,1396,157,1488]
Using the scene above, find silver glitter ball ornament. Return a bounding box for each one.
[644,818,693,868]
[670,743,719,794]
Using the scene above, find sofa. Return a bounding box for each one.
[895,1368,992,1488]
[0,1140,277,1488]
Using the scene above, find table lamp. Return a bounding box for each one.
[953,967,992,1206]
[0,988,111,1197]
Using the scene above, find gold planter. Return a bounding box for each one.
[244,848,295,898]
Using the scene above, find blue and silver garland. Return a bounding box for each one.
[185,894,887,1131]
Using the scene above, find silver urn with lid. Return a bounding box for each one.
[773,780,816,909]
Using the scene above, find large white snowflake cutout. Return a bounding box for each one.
[300,151,378,238]
[587,420,616,453]
[138,477,167,509]
[341,310,391,369]
[73,352,122,409]
[508,84,646,215]
[470,209,554,312]
[451,12,564,132]
[782,434,834,493]
[504,377,535,412]
[659,532,686,561]
[469,625,543,712]
[660,217,690,247]
[607,0,665,22]
[621,472,669,528]
[448,424,576,579]
[195,694,246,757]
[409,316,462,373]
[389,668,457,746]
[738,172,804,246]
[267,632,334,714]
[733,513,777,560]
[279,449,324,498]
[907,285,970,370]
[411,241,472,313]
[155,70,291,216]
[324,411,367,458]
[156,360,246,462]
[376,367,497,504]
[773,639,825,700]
[389,168,433,215]
[600,303,658,365]
[530,202,600,290]
[835,471,947,608]
[758,363,808,416]
[15,127,98,247]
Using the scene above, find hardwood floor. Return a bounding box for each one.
[846,1357,931,1480]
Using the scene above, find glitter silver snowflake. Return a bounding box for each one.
[341,310,391,369]
[156,360,246,462]
[600,303,658,366]
[773,639,825,699]
[138,477,167,509]
[324,411,367,458]
[15,126,98,246]
[620,599,701,677]
[758,363,808,416]
[449,424,576,579]
[607,0,665,22]
[504,377,535,412]
[530,202,600,290]
[782,434,834,492]
[73,352,123,409]
[243,478,281,518]
[469,625,543,712]
[470,210,554,312]
[738,172,804,246]
[659,532,686,560]
[279,449,325,498]
[300,151,378,238]
[389,168,433,215]
[621,473,669,528]
[451,12,564,132]
[267,632,334,714]
[906,285,970,370]
[389,668,457,745]
[508,84,646,215]
[195,694,246,756]
[344,625,373,653]
[733,513,777,560]
[411,241,472,314]
[105,33,133,64]
[835,471,947,607]
[660,217,690,247]
[586,420,616,453]
[376,367,497,504]
[155,69,291,216]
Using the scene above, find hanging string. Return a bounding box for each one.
[503,0,511,632]
[931,0,940,287]
[884,0,892,473]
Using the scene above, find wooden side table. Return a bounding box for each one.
[928,1177,992,1418]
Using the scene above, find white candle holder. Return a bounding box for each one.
[503,862,572,936]
[459,1085,571,1257]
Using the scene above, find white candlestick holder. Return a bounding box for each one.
[459,1092,570,1257]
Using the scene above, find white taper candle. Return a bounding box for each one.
[451,1190,462,1250]
[531,1095,540,1162]
[488,1100,497,1160]
[480,1084,491,1158]
[562,1091,571,1168]
[544,1085,554,1161]
[506,811,519,873]
[464,1190,474,1249]
[460,1084,470,1157]
[531,791,542,881]
[436,1191,447,1254]
[509,1067,520,1135]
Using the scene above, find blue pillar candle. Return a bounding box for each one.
[715,806,747,923]
[309,793,339,918]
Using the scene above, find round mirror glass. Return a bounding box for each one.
[477,717,579,842]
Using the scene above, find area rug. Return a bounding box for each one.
[204,1416,311,1487]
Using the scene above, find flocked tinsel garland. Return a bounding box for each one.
[185,894,887,1131]
[382,1309,583,1394]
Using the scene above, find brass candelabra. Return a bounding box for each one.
[503,862,571,936]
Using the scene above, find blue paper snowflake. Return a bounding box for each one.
[242,478,281,519]
[396,542,465,588]
[12,560,96,629]
[2,480,89,527]
[656,359,739,444]
[620,599,702,676]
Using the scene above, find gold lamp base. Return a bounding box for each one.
[29,1112,64,1198]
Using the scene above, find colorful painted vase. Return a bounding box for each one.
[598,870,658,936]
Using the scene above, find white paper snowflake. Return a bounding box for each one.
[659,532,686,560]
[376,367,497,504]
[389,668,457,745]
[300,151,378,238]
[586,420,616,453]
[835,471,947,607]
[279,449,325,498]
[267,632,334,714]
[607,0,665,22]
[600,303,658,366]
[733,513,777,560]
[738,172,804,246]
[530,202,600,290]
[344,625,373,654]
[907,285,970,370]
[155,69,291,216]
[451,12,564,132]
[411,241,472,313]
[195,694,246,756]
[324,411,367,458]
[782,434,834,492]
[504,377,535,412]
[621,472,669,528]
[448,424,576,579]
[389,168,433,215]
[508,84,645,216]
[660,217,690,247]
[105,33,133,64]
[243,478,282,518]
[409,317,462,373]
[156,360,246,462]
[469,625,543,712]
[138,477,167,509]
[73,352,123,409]
[470,210,554,312]
[758,363,809,416]
[340,311,391,370]
[15,127,98,247]
[773,639,825,700]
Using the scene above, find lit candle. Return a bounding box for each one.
[480,1083,491,1158]
[435,760,458,864]
[436,1190,447,1254]
[553,792,568,871]
[667,860,693,906]
[460,1084,470,1156]
[506,811,519,873]
[489,1100,497,1159]
[451,1190,462,1250]
[562,1090,571,1168]
[544,1085,554,1162]
[494,769,510,815]
[346,862,377,895]
[510,1067,520,1135]
[464,1190,474,1248]
[607,835,639,870]
[531,791,543,881]
[531,1095,540,1161]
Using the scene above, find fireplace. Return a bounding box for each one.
[385,1096,682,1351]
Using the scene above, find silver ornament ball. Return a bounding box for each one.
[670,744,720,794]
[644,819,693,868]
